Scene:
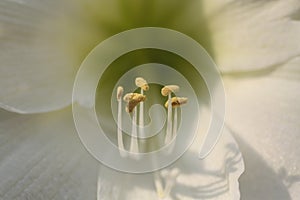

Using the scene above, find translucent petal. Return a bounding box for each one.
[206,0,300,72]
[97,127,244,200]
[0,108,98,199]
[224,58,300,199]
[0,0,76,113]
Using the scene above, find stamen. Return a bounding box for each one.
[135,77,149,140]
[165,97,188,141]
[116,86,126,157]
[124,92,146,155]
[161,85,180,144]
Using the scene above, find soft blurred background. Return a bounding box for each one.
[0,0,299,199]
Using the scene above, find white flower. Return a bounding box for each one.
[0,0,299,200]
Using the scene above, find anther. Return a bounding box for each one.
[123,93,146,113]
[164,97,188,108]
[135,77,149,91]
[161,85,180,96]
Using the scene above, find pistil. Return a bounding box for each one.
[116,86,126,157]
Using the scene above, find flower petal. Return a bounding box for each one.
[224,57,300,199]
[205,0,300,72]
[0,0,76,113]
[0,108,98,199]
[97,128,244,200]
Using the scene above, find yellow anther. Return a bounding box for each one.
[161,85,180,96]
[164,97,188,108]
[135,77,149,91]
[123,93,146,113]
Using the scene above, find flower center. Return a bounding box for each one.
[117,77,188,157]
[95,49,206,154]
[116,77,187,198]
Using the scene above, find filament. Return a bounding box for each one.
[130,107,139,153]
[165,93,173,144]
[172,107,178,139]
[139,89,144,138]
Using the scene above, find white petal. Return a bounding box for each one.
[0,0,76,113]
[224,57,300,199]
[0,108,98,199]
[97,128,244,200]
[205,0,300,72]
